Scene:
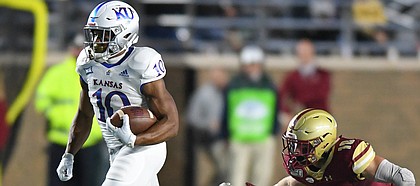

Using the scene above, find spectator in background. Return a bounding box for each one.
[278,39,331,130]
[35,34,108,186]
[352,0,386,27]
[192,0,240,53]
[0,72,9,177]
[185,67,229,186]
[222,45,279,186]
[309,0,336,22]
[351,0,388,56]
[372,28,390,56]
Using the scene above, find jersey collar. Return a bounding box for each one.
[100,47,134,68]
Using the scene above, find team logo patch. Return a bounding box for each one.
[112,7,134,20]
[324,175,333,181]
[84,66,93,75]
[290,168,303,177]
[119,69,129,77]
[305,177,315,183]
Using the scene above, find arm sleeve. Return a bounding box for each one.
[321,71,331,100]
[374,159,416,186]
[311,70,331,107]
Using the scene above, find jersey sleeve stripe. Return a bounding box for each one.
[354,143,371,162]
[352,142,375,174]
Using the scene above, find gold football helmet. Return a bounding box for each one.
[282,108,337,169]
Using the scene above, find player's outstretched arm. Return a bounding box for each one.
[275,176,305,186]
[363,155,416,186]
[137,79,179,146]
[65,79,95,155]
[57,79,94,181]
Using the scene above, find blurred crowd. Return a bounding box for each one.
[185,38,332,186]
[1,0,419,57]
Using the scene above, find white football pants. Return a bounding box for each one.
[102,142,167,186]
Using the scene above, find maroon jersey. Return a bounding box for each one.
[0,99,8,150]
[283,136,392,186]
[279,68,331,114]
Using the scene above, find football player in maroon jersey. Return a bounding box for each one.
[275,109,415,186]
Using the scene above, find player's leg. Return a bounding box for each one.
[251,136,275,186]
[102,142,167,186]
[229,141,251,186]
[130,142,166,185]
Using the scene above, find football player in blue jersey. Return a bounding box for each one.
[56,1,179,185]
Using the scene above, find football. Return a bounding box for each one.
[110,106,157,134]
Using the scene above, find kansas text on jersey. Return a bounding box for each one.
[76,46,166,149]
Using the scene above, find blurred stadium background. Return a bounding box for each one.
[1,0,420,185]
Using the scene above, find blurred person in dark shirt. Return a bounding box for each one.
[0,72,9,173]
[185,67,229,186]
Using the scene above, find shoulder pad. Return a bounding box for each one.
[128,47,161,70]
[76,48,91,67]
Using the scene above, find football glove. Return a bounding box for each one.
[56,153,74,181]
[107,114,136,148]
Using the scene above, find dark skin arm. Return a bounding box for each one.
[65,80,95,155]
[136,79,179,146]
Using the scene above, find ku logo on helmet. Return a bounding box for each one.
[112,7,134,20]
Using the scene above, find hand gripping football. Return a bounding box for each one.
[110,106,157,134]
